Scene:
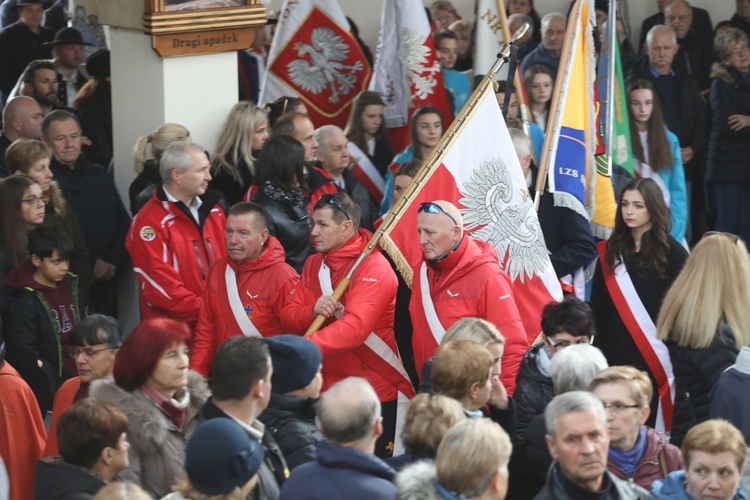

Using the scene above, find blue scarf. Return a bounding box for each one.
[608,427,648,478]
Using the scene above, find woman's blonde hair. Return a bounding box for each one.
[656,232,750,350]
[133,123,190,173]
[173,474,259,500]
[442,317,505,347]
[211,101,268,183]
[436,418,512,497]
[682,419,747,472]
[401,394,465,459]
[92,482,152,500]
[588,365,653,408]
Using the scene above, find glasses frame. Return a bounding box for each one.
[319,194,351,221]
[703,231,740,244]
[602,403,641,414]
[418,202,459,226]
[22,194,50,206]
[545,335,594,349]
[68,345,115,359]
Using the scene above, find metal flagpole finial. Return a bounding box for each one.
[510,22,529,43]
[497,22,529,62]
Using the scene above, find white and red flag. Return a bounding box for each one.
[260,0,371,129]
[379,81,562,341]
[368,0,453,152]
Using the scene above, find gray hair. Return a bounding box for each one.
[715,28,749,61]
[508,13,534,38]
[541,12,566,30]
[159,141,206,183]
[646,24,677,46]
[550,344,608,394]
[665,0,692,15]
[509,128,532,159]
[317,377,380,444]
[545,390,606,439]
[314,124,344,156]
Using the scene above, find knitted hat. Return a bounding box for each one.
[266,335,322,394]
[185,419,264,495]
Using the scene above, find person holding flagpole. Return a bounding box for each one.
[591,178,688,433]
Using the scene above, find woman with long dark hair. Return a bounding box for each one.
[252,135,312,273]
[344,90,394,179]
[73,49,112,168]
[591,178,688,430]
[627,79,687,243]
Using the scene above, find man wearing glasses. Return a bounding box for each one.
[282,192,412,458]
[410,200,528,395]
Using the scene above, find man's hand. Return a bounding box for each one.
[728,114,750,131]
[313,295,343,318]
[489,371,509,409]
[92,258,116,282]
[680,147,694,164]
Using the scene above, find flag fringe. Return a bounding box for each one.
[590,222,613,241]
[379,234,414,288]
[553,192,590,221]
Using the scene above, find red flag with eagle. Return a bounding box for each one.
[260,0,371,129]
[368,0,453,152]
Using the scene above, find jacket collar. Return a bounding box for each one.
[315,440,395,481]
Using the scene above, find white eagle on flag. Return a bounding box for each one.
[400,26,440,102]
[288,27,364,103]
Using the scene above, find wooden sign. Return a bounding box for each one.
[143,0,266,57]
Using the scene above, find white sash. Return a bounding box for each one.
[224,264,262,338]
[318,260,410,455]
[613,258,675,432]
[347,142,385,195]
[419,262,447,343]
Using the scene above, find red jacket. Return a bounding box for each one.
[281,229,399,402]
[607,427,683,491]
[43,376,82,457]
[126,187,226,328]
[409,236,528,395]
[191,236,299,376]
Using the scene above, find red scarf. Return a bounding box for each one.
[142,383,190,429]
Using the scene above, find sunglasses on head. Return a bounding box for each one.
[704,231,740,245]
[319,194,350,221]
[418,202,459,226]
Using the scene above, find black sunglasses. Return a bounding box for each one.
[319,194,350,221]
[418,202,459,226]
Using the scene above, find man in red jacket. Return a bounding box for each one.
[191,202,299,376]
[126,141,226,330]
[409,200,528,395]
[281,192,414,458]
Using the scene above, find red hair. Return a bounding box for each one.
[113,318,191,392]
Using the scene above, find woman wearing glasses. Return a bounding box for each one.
[656,232,750,447]
[589,366,683,490]
[43,314,122,457]
[591,178,688,430]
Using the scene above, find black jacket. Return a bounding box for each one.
[129,159,161,215]
[706,64,750,185]
[638,7,714,55]
[34,457,106,500]
[253,186,313,274]
[508,412,551,500]
[0,20,53,102]
[209,154,256,207]
[627,57,707,180]
[675,29,715,91]
[513,343,555,447]
[258,393,323,471]
[668,323,739,447]
[337,168,378,231]
[534,462,652,500]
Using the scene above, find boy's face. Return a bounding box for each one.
[32,250,69,286]
[438,38,458,70]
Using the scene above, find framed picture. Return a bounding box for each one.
[143,0,265,57]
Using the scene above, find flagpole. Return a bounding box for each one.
[605,0,618,174]
[495,0,532,138]
[533,0,583,211]
[304,25,528,337]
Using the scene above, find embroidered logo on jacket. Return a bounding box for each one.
[140,226,156,241]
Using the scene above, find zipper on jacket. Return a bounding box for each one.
[193,241,206,280]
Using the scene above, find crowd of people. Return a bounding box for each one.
[1,0,750,499]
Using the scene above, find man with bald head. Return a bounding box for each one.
[279,377,397,499]
[409,200,528,395]
[0,95,43,177]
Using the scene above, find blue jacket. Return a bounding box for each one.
[653,470,749,499]
[279,440,397,500]
[379,146,414,215]
[662,130,688,243]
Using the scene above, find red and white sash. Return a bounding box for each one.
[347,141,385,204]
[409,262,447,372]
[222,263,262,338]
[597,242,674,432]
[318,260,414,454]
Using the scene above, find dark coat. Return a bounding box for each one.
[0,132,11,177]
[668,323,739,447]
[337,168,378,231]
[508,412,551,500]
[129,160,161,215]
[675,29,715,91]
[731,13,750,41]
[209,154,256,207]
[513,343,555,447]
[710,346,750,443]
[0,20,54,102]
[638,7,714,55]
[534,462,652,500]
[76,86,113,169]
[258,393,323,471]
[706,64,750,185]
[50,156,130,269]
[253,187,313,274]
[627,57,707,180]
[33,457,105,500]
[279,440,397,500]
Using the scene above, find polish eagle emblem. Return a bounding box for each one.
[400,27,440,102]
[459,156,549,283]
[287,27,364,104]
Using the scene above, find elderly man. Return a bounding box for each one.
[0,0,53,105]
[535,391,652,499]
[43,110,130,316]
[127,140,225,328]
[520,12,566,79]
[191,202,299,376]
[281,192,413,458]
[0,95,44,176]
[639,0,713,55]
[409,200,528,394]
[315,125,378,230]
[49,27,88,107]
[279,377,398,500]
[509,13,538,61]
[664,0,713,91]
